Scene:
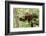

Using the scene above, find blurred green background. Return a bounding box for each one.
[13,8,39,28]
